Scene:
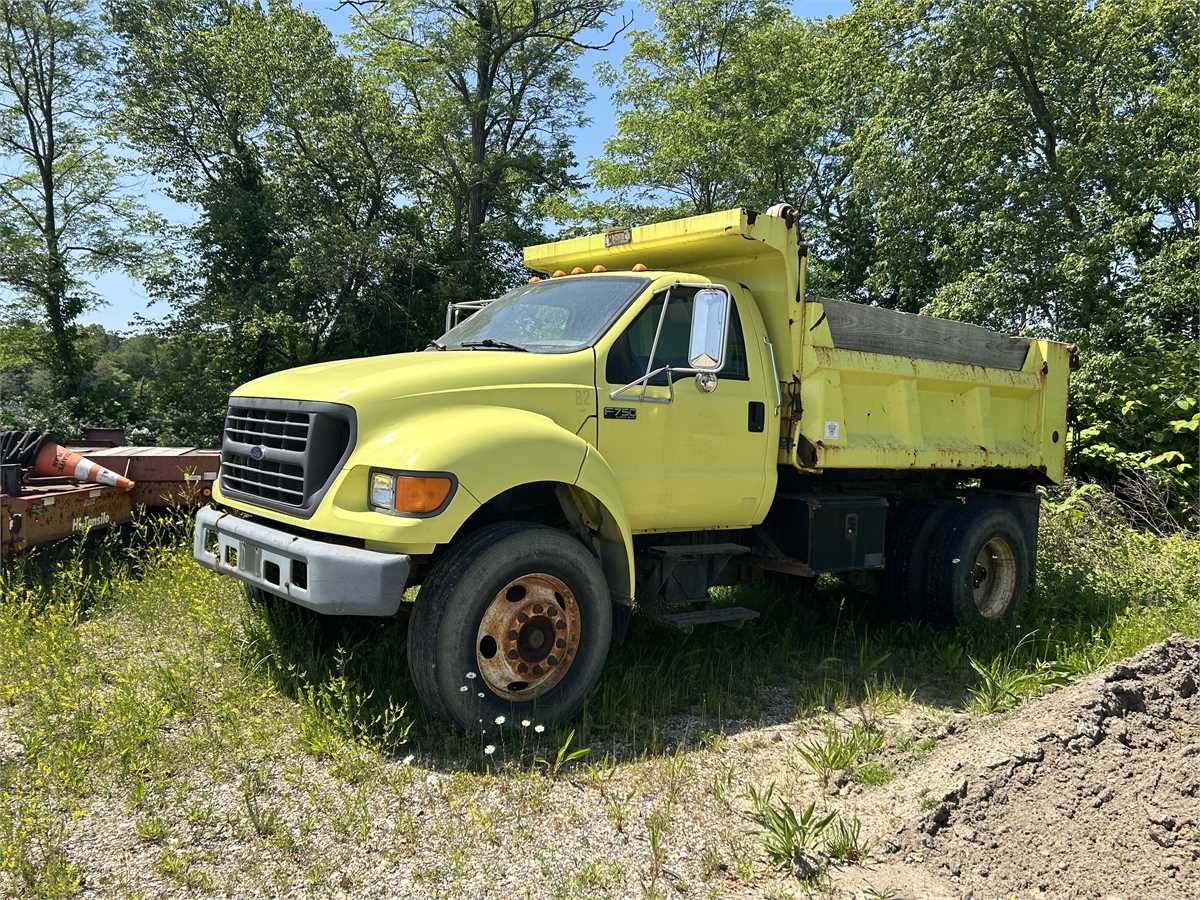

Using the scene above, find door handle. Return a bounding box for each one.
[748,401,765,433]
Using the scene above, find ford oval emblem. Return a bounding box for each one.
[249,445,265,461]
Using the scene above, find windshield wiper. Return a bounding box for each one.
[426,338,446,350]
[459,338,529,352]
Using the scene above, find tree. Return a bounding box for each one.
[583,0,886,297]
[589,0,786,218]
[348,0,624,299]
[0,0,147,406]
[110,1,430,393]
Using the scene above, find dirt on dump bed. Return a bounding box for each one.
[887,636,1200,898]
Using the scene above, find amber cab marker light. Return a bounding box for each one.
[551,269,566,277]
[528,276,541,283]
[394,475,453,514]
[592,264,607,273]
[632,263,648,271]
[570,266,585,274]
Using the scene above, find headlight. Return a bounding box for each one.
[368,469,455,515]
[369,472,396,509]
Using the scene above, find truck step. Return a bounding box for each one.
[655,606,760,634]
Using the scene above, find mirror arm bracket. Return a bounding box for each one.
[609,365,707,404]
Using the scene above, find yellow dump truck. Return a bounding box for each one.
[194,205,1071,729]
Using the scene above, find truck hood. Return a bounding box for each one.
[232,349,597,409]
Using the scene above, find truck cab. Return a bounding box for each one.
[195,206,1071,730]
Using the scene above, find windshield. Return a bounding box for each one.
[439,276,650,353]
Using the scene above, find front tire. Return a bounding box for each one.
[408,522,612,730]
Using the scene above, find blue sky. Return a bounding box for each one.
[84,0,852,331]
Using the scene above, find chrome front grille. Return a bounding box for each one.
[220,399,354,516]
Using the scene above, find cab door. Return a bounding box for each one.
[595,283,773,532]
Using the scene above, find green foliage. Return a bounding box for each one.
[536,728,592,778]
[0,0,157,408]
[966,633,1070,714]
[823,814,871,863]
[588,0,789,216]
[1069,340,1197,525]
[292,645,412,758]
[795,721,885,788]
[109,0,441,383]
[745,784,835,876]
[351,0,619,300]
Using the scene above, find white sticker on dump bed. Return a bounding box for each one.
[823,420,841,440]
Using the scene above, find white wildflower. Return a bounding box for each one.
[466,672,477,679]
[521,719,531,728]
[484,744,496,755]
[477,692,485,698]
[459,685,469,693]
[402,754,415,766]
[494,715,506,725]
[534,724,545,733]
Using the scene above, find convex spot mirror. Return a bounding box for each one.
[687,288,730,372]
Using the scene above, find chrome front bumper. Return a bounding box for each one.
[192,505,410,616]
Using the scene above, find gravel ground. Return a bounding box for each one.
[8,638,1199,898]
[838,635,1200,899]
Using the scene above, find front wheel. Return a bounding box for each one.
[408,522,612,731]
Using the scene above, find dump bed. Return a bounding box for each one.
[524,207,1071,483]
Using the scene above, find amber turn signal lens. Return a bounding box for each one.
[528,276,541,283]
[592,264,607,272]
[632,263,647,271]
[551,269,566,277]
[570,266,585,274]
[394,475,453,513]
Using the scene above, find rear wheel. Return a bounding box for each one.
[881,501,954,620]
[924,502,1030,627]
[408,522,612,730]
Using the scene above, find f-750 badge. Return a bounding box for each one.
[604,407,636,420]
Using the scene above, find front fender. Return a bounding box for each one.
[571,445,637,603]
[320,404,594,548]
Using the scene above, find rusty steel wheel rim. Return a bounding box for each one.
[475,573,582,702]
[971,537,1017,619]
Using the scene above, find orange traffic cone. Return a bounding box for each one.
[33,443,136,492]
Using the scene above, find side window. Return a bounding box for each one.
[724,301,749,381]
[606,288,750,385]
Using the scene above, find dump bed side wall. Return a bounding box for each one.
[790,300,1070,483]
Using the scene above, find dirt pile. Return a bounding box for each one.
[892,636,1200,898]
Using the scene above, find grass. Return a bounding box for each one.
[796,721,885,789]
[744,784,835,876]
[0,485,1197,895]
[743,783,873,879]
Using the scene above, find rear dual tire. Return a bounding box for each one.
[887,500,1030,628]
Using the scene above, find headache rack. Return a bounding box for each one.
[444,297,498,332]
